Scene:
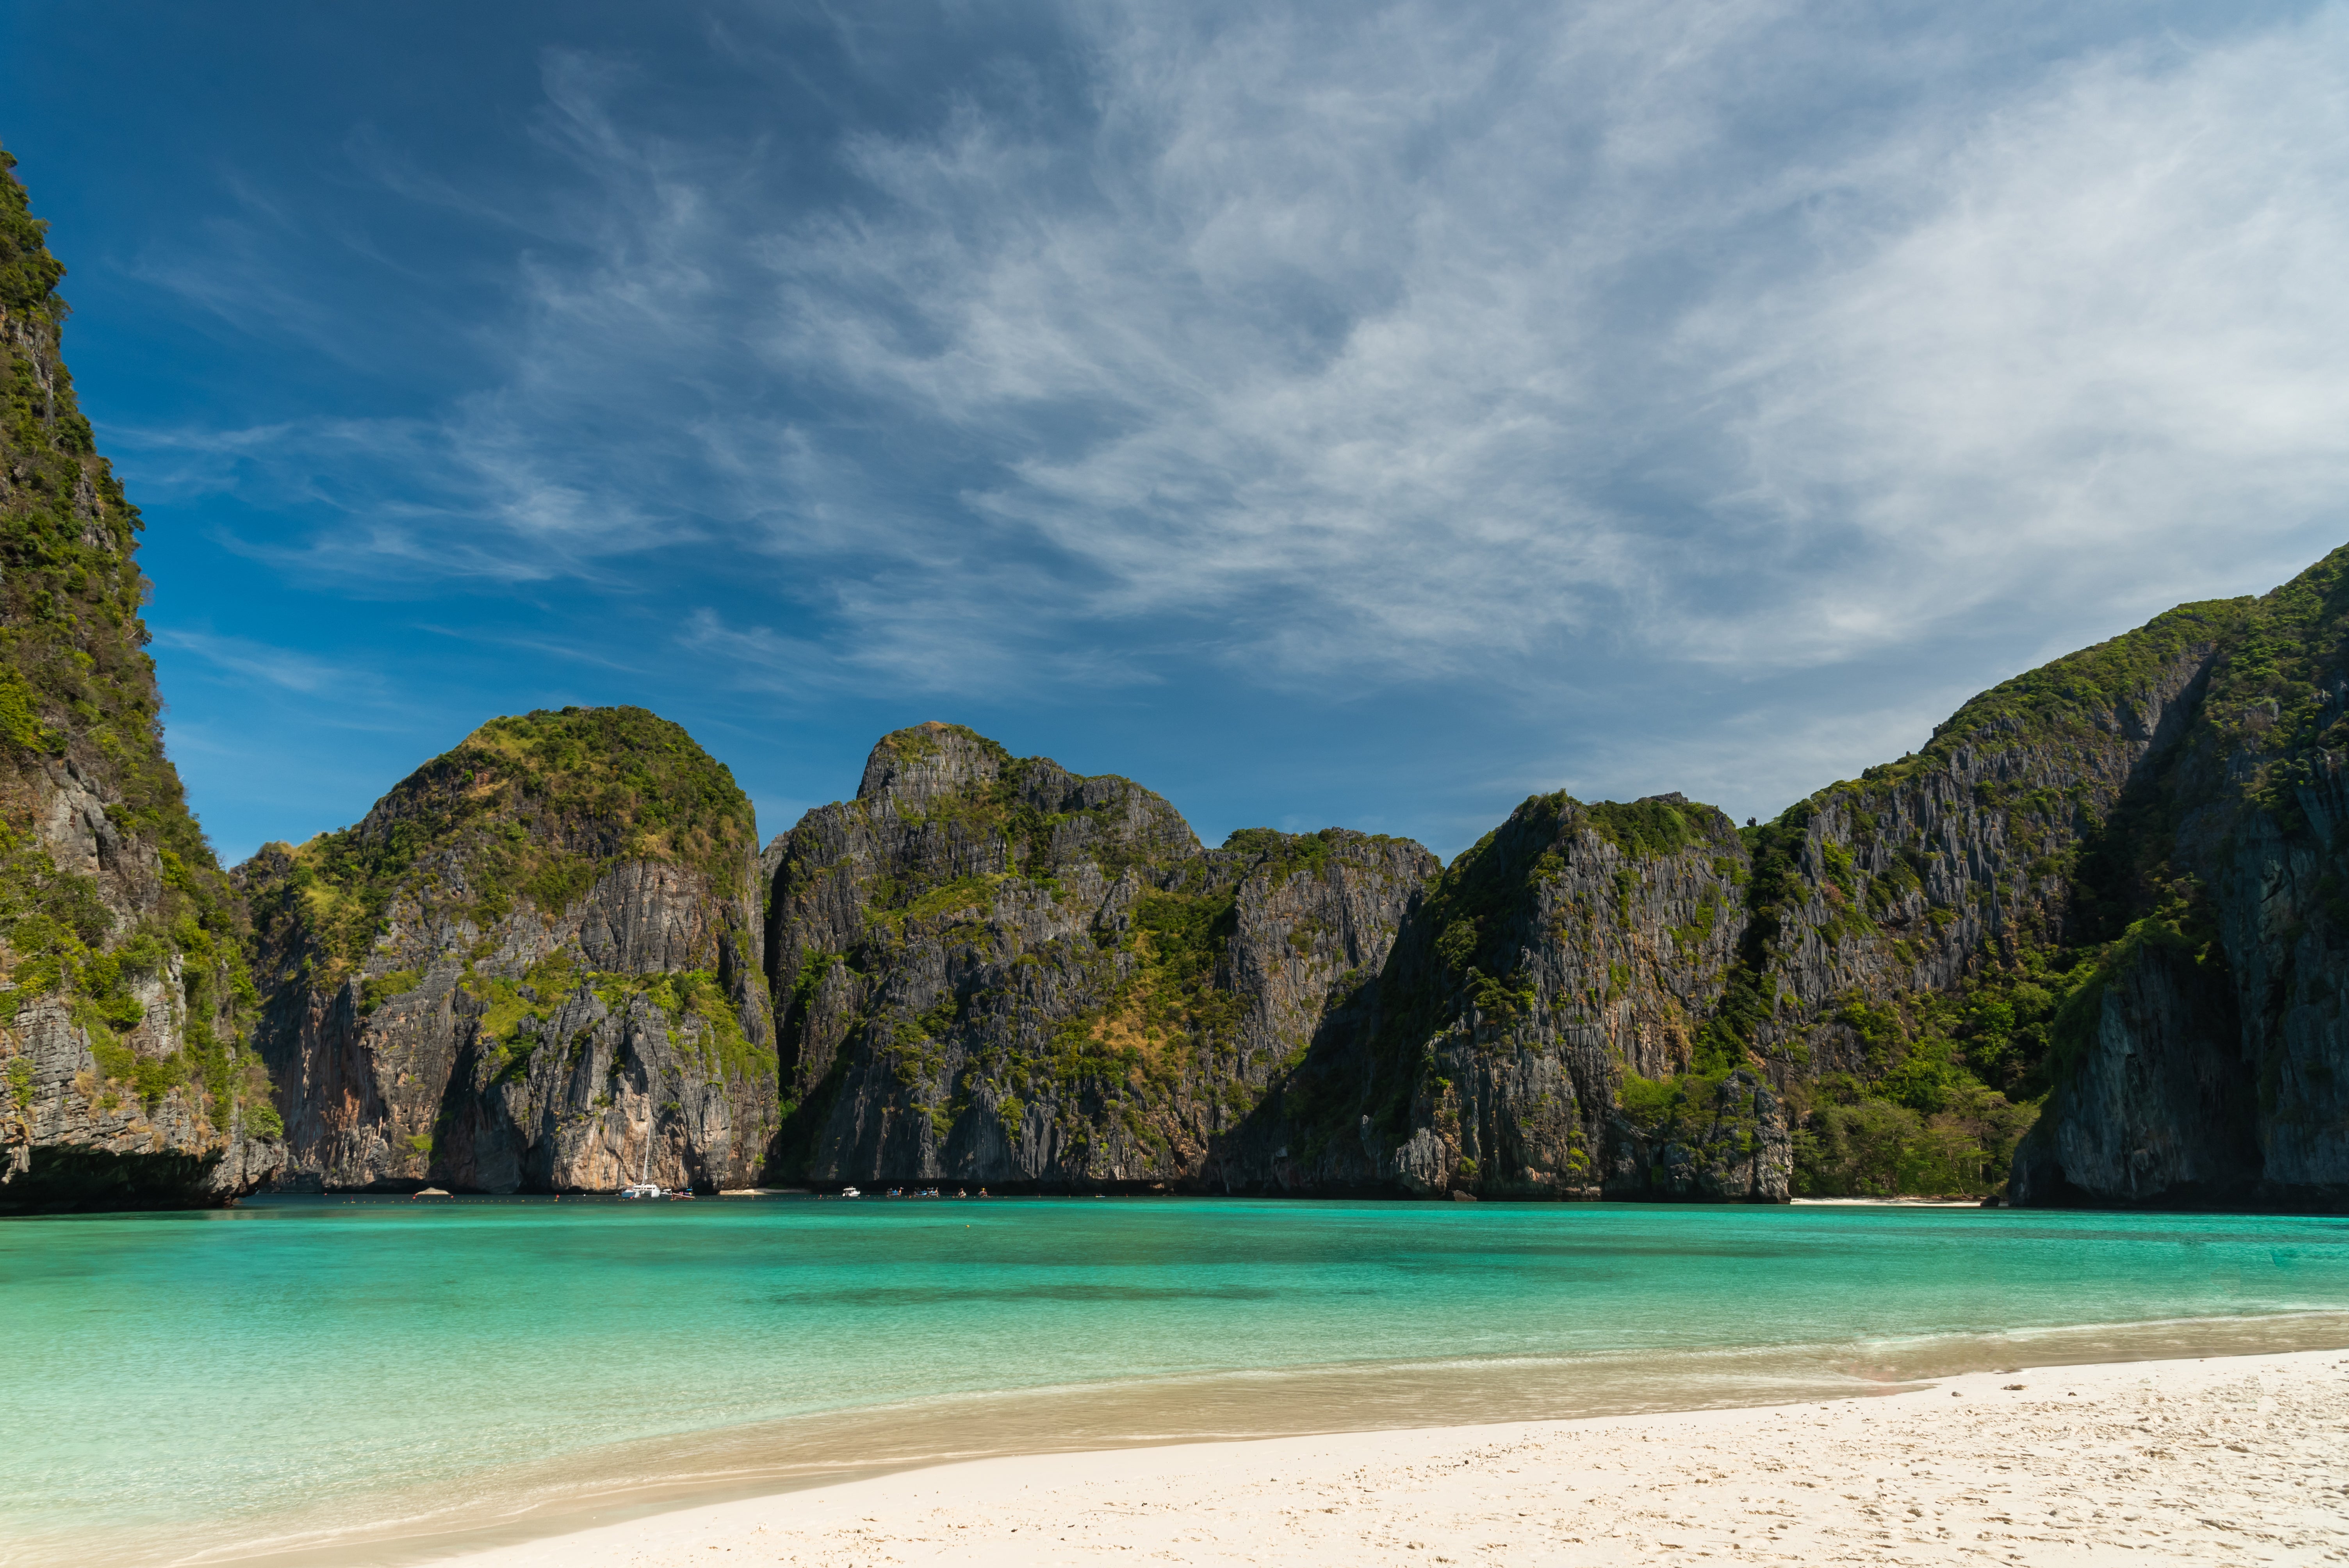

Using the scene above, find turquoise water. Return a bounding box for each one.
[5,1197,2348,1566]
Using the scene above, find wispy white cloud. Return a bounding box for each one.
[118,0,2349,806]
[151,629,369,697]
[1680,16,2349,665]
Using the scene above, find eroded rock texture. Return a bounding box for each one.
[0,150,279,1212]
[762,732,1788,1200]
[762,549,2349,1209]
[2006,557,2349,1208]
[1238,789,1781,1200]
[764,723,1435,1188]
[239,708,775,1193]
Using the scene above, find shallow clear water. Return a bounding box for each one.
[5,1196,2348,1566]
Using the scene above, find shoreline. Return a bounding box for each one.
[432,1346,2349,1566]
[178,1333,2349,1568]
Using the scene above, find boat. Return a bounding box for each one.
[839,1185,862,1199]
[618,1131,664,1199]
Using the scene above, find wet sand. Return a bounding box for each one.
[446,1347,2349,1566]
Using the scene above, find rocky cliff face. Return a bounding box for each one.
[763,723,1437,1188]
[0,147,279,1213]
[7,100,2341,1212]
[755,556,2348,1210]
[238,708,775,1193]
[2007,551,2349,1209]
[759,734,1787,1201]
[1234,790,1786,1200]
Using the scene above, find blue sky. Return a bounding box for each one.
[5,1,2346,863]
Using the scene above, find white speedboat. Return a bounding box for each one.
[839,1185,862,1199]
[619,1182,664,1199]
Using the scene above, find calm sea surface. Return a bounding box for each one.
[6,1196,2348,1565]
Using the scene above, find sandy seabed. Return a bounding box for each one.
[447,1349,2349,1567]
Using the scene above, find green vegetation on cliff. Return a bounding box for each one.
[255,706,756,972]
[1912,598,2251,771]
[862,724,1187,897]
[1699,567,2328,1196]
[0,144,266,1133]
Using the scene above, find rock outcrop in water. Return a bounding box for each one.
[2001,557,2349,1209]
[764,722,1435,1190]
[0,146,280,1213]
[752,729,1794,1201]
[755,553,2349,1210]
[238,708,775,1193]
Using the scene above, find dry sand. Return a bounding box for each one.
[451,1349,2349,1566]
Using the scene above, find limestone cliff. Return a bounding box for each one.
[762,730,1791,1201]
[2007,550,2349,1208]
[763,723,1436,1188]
[9,115,2340,1214]
[985,552,2349,1209]
[1245,791,1786,1200]
[0,146,279,1213]
[1687,597,2242,1199]
[239,707,774,1193]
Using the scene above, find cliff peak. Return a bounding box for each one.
[239,702,775,1195]
[857,722,1012,811]
[242,704,757,973]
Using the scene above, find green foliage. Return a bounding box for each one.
[1668,893,1720,952]
[1791,1076,2037,1196]
[1132,889,1236,989]
[1123,887,1246,1051]
[648,969,769,1084]
[0,148,68,317]
[0,665,43,753]
[1469,968,1536,1021]
[1223,827,1343,885]
[1783,964,2063,1193]
[0,818,248,1119]
[872,874,1000,933]
[253,706,757,970]
[359,969,420,1016]
[0,147,266,1134]
[0,158,231,893]
[876,722,1009,768]
[851,731,1187,914]
[1835,998,1904,1073]
[786,950,838,1018]
[1615,1069,1723,1133]
[1584,798,1698,860]
[1910,597,2254,770]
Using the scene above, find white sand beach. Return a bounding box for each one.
[449,1347,2349,1566]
